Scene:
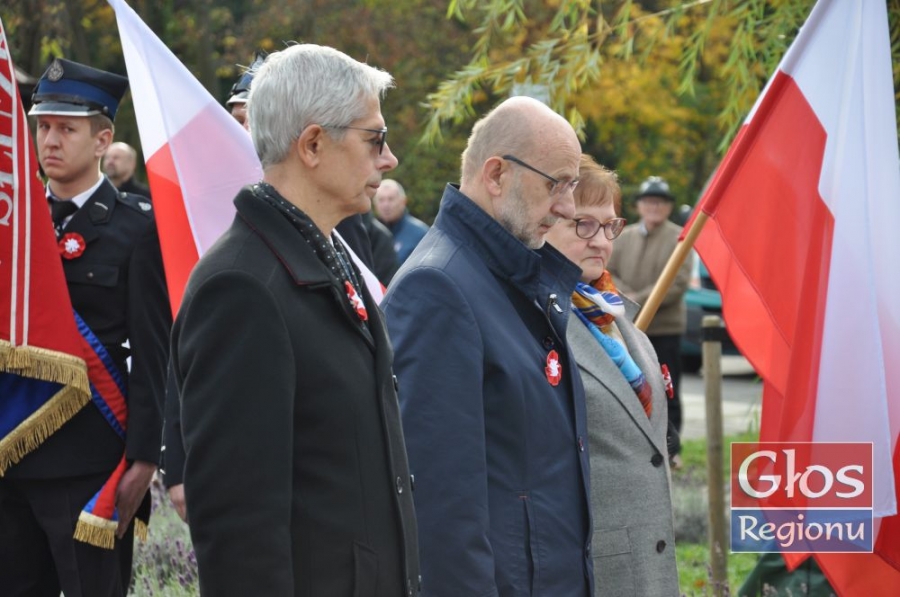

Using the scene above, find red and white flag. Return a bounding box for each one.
[691,0,900,592]
[108,0,385,310]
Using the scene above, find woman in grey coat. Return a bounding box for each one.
[546,154,680,597]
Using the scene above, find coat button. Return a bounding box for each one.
[542,336,554,350]
[392,375,399,391]
[86,272,94,279]
[396,476,404,494]
[577,436,585,452]
[656,540,667,553]
[651,453,664,467]
[410,474,416,491]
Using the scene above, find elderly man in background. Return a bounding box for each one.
[103,141,151,199]
[374,179,429,264]
[384,96,593,596]
[170,44,419,596]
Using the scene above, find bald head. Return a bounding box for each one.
[103,142,138,186]
[460,97,576,188]
[374,179,407,224]
[457,97,581,249]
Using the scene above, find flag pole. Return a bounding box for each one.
[634,210,710,332]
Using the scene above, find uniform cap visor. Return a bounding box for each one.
[225,91,249,106]
[28,101,100,117]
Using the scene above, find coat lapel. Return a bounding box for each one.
[234,188,376,350]
[63,179,118,244]
[569,307,667,456]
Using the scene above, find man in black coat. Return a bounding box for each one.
[0,59,171,596]
[170,44,419,596]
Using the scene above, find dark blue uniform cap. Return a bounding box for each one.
[29,58,129,121]
[226,51,267,106]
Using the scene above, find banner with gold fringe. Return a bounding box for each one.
[0,16,92,475]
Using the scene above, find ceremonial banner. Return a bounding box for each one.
[690,0,900,592]
[0,16,90,475]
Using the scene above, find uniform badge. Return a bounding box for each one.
[344,281,368,321]
[58,232,86,259]
[661,364,674,399]
[545,350,561,386]
[47,59,64,82]
[138,201,152,212]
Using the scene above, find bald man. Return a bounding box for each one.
[103,141,151,199]
[383,96,593,596]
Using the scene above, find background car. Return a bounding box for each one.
[681,252,741,372]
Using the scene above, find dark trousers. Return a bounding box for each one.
[649,334,683,434]
[0,472,135,597]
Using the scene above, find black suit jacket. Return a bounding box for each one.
[117,176,151,200]
[171,187,420,596]
[8,180,172,478]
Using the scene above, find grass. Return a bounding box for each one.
[673,428,762,596]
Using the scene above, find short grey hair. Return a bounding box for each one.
[249,44,395,168]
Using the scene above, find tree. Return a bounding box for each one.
[424,0,900,206]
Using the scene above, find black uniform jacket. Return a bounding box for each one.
[171,186,420,597]
[8,179,171,478]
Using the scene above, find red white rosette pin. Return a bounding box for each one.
[545,350,561,386]
[344,281,368,321]
[58,232,86,259]
[661,364,674,399]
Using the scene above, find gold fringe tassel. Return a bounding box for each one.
[134,518,149,542]
[0,385,91,476]
[0,341,90,394]
[74,512,118,550]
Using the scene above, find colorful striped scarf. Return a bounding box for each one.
[571,273,653,417]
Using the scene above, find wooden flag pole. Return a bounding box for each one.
[634,210,711,332]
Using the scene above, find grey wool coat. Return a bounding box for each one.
[567,298,680,597]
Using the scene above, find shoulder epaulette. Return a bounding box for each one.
[117,191,154,217]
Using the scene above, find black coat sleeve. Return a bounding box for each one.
[125,217,173,464]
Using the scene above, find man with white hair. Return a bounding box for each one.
[384,96,593,596]
[170,44,420,596]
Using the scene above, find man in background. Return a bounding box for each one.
[103,141,150,199]
[374,178,429,264]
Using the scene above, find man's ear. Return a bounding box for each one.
[482,155,506,199]
[94,129,113,158]
[296,124,325,167]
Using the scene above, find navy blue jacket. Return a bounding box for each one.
[384,185,593,596]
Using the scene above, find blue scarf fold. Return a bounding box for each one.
[572,280,653,417]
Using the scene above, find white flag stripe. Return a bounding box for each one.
[110,0,210,156]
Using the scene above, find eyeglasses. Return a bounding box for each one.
[322,125,388,154]
[574,216,627,240]
[502,155,579,196]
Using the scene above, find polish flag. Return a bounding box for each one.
[108,0,384,311]
[691,0,900,592]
